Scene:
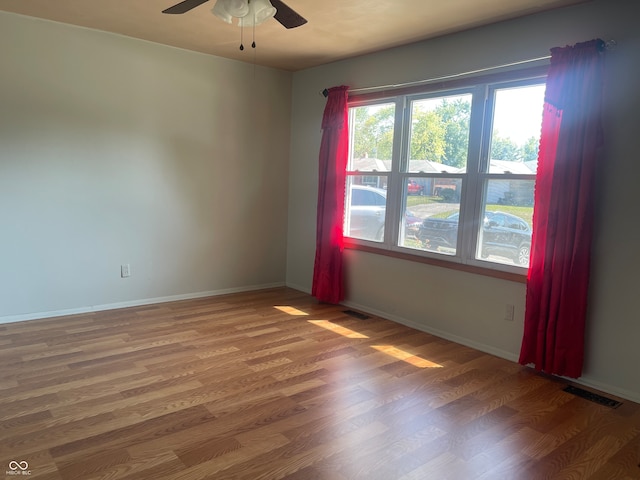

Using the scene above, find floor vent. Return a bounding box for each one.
[342,310,370,320]
[563,385,622,408]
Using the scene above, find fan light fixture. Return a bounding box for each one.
[212,0,276,27]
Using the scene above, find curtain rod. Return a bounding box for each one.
[321,39,616,98]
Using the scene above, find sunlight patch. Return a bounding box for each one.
[274,305,309,316]
[308,320,369,339]
[372,345,443,368]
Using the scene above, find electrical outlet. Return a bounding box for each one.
[505,304,515,321]
[121,264,131,278]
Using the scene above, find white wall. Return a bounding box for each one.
[0,12,292,321]
[287,0,640,401]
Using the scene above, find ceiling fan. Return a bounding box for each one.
[162,0,307,29]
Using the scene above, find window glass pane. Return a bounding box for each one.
[401,176,461,255]
[408,94,472,173]
[344,176,387,242]
[348,103,395,172]
[477,179,534,267]
[489,84,545,170]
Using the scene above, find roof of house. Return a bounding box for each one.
[352,157,537,175]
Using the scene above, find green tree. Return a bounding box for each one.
[351,98,472,168]
[522,136,539,161]
[410,109,445,162]
[491,134,522,161]
[352,105,395,160]
[435,98,471,168]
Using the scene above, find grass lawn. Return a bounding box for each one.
[406,195,443,207]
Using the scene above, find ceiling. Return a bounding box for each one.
[0,0,588,71]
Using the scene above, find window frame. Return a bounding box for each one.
[343,67,548,282]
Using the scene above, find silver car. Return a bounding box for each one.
[346,185,387,241]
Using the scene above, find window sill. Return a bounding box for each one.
[343,240,527,284]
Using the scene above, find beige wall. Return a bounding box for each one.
[287,0,640,401]
[0,12,292,320]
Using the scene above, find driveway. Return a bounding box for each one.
[408,202,459,219]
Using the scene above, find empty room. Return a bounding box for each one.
[1,0,639,478]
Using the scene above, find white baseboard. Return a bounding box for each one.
[341,299,640,404]
[0,282,286,325]
[284,282,312,295]
[341,299,519,363]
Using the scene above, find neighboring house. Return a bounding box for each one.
[350,156,392,189]
[350,158,462,194]
[351,157,535,203]
[486,160,537,204]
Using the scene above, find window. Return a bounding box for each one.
[344,73,546,274]
[345,102,394,242]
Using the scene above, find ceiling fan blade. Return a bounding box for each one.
[162,0,209,14]
[271,0,307,29]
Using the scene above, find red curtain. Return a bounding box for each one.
[312,86,350,304]
[519,39,605,378]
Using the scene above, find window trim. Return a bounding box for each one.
[344,66,548,282]
[343,239,527,283]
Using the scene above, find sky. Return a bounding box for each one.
[410,84,545,147]
[492,84,546,145]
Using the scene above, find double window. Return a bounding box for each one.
[344,73,546,274]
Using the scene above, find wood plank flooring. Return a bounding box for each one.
[1,287,638,479]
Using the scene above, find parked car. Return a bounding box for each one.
[404,211,423,236]
[417,212,460,250]
[481,211,531,266]
[347,185,387,241]
[407,180,424,195]
[418,211,531,266]
[346,185,422,241]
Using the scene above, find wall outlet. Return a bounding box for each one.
[121,264,131,278]
[504,304,515,322]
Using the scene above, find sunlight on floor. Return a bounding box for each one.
[274,305,309,316]
[372,345,443,368]
[307,320,370,339]
[305,318,443,368]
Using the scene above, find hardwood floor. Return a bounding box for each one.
[1,287,638,479]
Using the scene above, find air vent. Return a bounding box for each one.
[563,385,622,408]
[342,310,370,320]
